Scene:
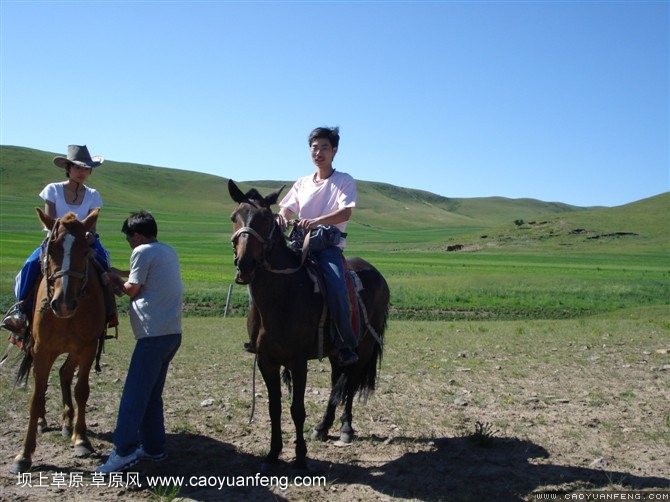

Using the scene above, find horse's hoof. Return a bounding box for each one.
[61,426,73,439]
[73,442,94,457]
[10,458,31,474]
[311,428,329,441]
[339,430,354,443]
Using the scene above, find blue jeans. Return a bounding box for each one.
[14,237,110,314]
[113,334,181,456]
[314,246,358,350]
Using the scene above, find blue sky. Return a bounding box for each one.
[1,1,667,207]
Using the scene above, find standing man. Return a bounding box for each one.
[97,211,183,473]
[276,126,359,366]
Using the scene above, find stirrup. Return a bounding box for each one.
[1,304,28,337]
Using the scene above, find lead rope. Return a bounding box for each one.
[248,352,257,424]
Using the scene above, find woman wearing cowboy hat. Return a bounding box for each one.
[1,145,115,341]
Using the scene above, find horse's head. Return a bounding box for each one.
[228,179,285,284]
[37,207,99,318]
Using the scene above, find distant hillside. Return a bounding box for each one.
[1,145,667,255]
[440,192,669,254]
[1,145,594,231]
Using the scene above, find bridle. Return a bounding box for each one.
[40,218,91,308]
[230,225,267,250]
[231,212,305,276]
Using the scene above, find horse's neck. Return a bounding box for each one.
[267,239,300,269]
[248,242,304,300]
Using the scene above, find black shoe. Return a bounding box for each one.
[1,311,27,336]
[338,348,359,367]
[244,342,256,354]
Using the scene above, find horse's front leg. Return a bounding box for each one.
[258,360,283,465]
[11,352,57,473]
[59,354,77,438]
[290,360,308,470]
[71,345,97,457]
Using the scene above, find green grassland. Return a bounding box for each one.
[1,145,668,320]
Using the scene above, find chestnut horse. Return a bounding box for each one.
[228,180,389,470]
[11,208,106,473]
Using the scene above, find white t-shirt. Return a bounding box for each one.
[128,242,183,339]
[279,170,356,249]
[39,182,103,220]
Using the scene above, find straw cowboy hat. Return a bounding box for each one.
[53,145,104,169]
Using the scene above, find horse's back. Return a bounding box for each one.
[346,256,390,322]
[346,256,388,292]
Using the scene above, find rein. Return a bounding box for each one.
[41,219,90,309]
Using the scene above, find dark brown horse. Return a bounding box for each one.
[228,180,389,470]
[11,208,106,473]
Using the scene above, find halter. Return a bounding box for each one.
[41,218,90,309]
[230,226,266,247]
[230,217,305,275]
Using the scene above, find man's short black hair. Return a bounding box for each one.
[122,210,158,238]
[308,126,340,149]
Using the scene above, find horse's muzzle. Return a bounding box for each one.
[50,297,78,318]
[235,269,253,285]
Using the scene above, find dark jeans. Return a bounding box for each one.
[112,333,182,456]
[314,246,358,350]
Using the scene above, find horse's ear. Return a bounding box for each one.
[82,208,99,231]
[265,185,285,207]
[228,179,247,204]
[36,207,56,231]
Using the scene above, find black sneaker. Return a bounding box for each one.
[1,311,27,336]
[338,348,359,367]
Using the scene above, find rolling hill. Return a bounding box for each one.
[0,145,596,225]
[1,145,667,319]
[1,145,667,253]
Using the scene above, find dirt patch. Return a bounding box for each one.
[1,318,669,501]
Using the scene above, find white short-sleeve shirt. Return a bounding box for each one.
[279,170,356,248]
[39,182,103,220]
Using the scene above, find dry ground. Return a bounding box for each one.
[0,316,669,501]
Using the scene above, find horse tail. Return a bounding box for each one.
[16,351,33,386]
[328,273,390,407]
[281,367,292,393]
[330,372,348,407]
[356,274,390,403]
[358,314,388,402]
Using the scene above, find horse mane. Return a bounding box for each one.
[245,188,279,210]
[60,212,79,224]
[57,212,87,236]
[244,188,263,200]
